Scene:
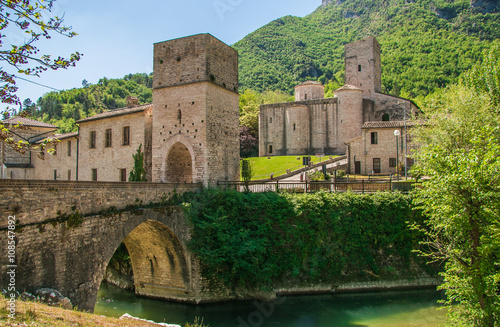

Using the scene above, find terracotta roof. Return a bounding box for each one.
[362,120,423,129]
[2,117,57,129]
[334,84,362,92]
[54,131,79,140]
[76,104,152,124]
[296,80,323,87]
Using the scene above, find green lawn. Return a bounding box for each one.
[241,155,336,180]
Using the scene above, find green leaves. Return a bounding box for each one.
[184,189,431,292]
[0,0,81,105]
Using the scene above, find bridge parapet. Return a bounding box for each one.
[0,180,202,228]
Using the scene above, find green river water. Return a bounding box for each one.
[94,282,447,327]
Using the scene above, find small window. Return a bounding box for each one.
[92,169,97,181]
[90,131,96,149]
[389,158,397,168]
[53,144,57,155]
[67,169,71,181]
[53,169,57,181]
[293,123,296,131]
[406,133,412,142]
[269,144,273,154]
[67,140,71,156]
[123,126,130,146]
[120,169,127,182]
[269,117,272,124]
[105,129,112,148]
[373,158,381,174]
[305,93,308,100]
[382,113,390,121]
[371,132,378,145]
[358,65,362,72]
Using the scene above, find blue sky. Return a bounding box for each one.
[3,0,321,111]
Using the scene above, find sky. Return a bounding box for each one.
[2,0,321,111]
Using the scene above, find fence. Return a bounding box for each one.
[217,179,420,194]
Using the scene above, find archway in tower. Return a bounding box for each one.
[166,142,193,183]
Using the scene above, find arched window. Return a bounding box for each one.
[269,145,273,154]
[382,113,390,121]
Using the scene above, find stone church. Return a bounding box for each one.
[259,36,420,158]
[1,34,240,186]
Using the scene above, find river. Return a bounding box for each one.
[94,282,447,326]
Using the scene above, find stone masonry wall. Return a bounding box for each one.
[32,136,78,181]
[0,179,201,228]
[78,109,152,182]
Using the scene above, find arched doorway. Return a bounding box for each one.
[166,142,193,183]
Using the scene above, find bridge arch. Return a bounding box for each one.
[90,208,194,312]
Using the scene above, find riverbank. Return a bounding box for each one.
[0,295,202,327]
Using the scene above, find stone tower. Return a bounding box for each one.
[151,34,240,186]
[334,84,363,152]
[294,81,325,101]
[344,36,381,96]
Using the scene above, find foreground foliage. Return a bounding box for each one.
[182,189,437,291]
[411,47,500,326]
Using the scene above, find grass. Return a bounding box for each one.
[242,155,337,180]
[0,295,208,327]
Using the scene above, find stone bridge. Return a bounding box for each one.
[0,180,205,312]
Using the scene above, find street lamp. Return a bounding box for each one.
[394,129,400,181]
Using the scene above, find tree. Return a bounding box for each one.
[240,158,254,192]
[129,144,147,182]
[411,83,500,326]
[0,0,81,106]
[0,0,80,157]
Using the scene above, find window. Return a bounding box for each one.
[67,170,71,181]
[371,132,378,144]
[53,144,57,155]
[269,144,273,154]
[120,169,127,182]
[389,158,397,168]
[105,129,112,148]
[293,123,296,131]
[67,140,71,156]
[53,169,57,181]
[382,113,390,121]
[305,93,308,100]
[373,158,381,174]
[123,126,130,146]
[406,133,412,142]
[269,117,272,123]
[92,169,97,181]
[90,131,96,149]
[358,65,362,72]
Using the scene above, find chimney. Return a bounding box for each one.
[127,96,139,107]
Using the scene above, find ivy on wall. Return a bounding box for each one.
[182,189,439,291]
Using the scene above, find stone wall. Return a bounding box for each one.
[32,136,78,181]
[78,107,152,182]
[259,98,339,157]
[347,124,415,175]
[0,180,201,228]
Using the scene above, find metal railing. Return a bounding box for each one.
[217,179,420,194]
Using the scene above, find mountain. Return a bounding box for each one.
[233,0,500,98]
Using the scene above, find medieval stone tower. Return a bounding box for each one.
[344,36,382,96]
[151,34,240,185]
